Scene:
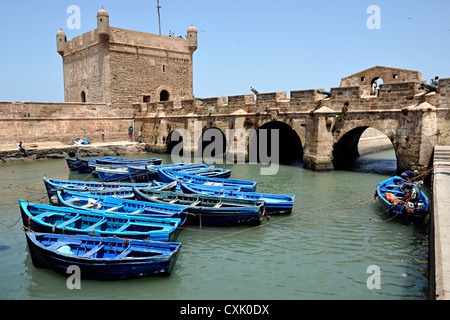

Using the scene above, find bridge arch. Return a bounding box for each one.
[249,120,303,162]
[333,126,396,171]
[197,126,227,159]
[166,130,185,157]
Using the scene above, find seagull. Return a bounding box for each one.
[250,87,259,95]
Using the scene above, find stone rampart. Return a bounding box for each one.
[0,101,137,146]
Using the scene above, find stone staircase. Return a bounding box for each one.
[434,146,450,166]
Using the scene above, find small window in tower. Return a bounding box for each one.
[393,74,399,79]
[81,91,86,103]
[163,65,166,73]
[361,77,366,82]
[143,96,151,103]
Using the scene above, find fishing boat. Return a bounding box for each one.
[97,167,131,182]
[43,178,172,200]
[72,157,118,173]
[65,156,119,173]
[133,187,265,227]
[127,163,203,182]
[56,189,188,221]
[25,231,182,280]
[179,182,295,215]
[65,157,79,171]
[158,169,257,192]
[95,157,162,165]
[87,161,133,178]
[169,165,232,178]
[375,176,430,223]
[20,200,182,241]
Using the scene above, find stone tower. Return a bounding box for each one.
[56,7,198,107]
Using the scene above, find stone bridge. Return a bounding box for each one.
[134,68,450,173]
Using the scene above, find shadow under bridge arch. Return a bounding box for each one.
[249,121,303,163]
[197,127,227,159]
[332,126,396,174]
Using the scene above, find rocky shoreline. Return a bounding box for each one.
[0,142,149,163]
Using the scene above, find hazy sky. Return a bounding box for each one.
[0,0,449,102]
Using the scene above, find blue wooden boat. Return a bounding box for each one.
[56,189,188,221]
[375,176,430,223]
[127,163,202,182]
[20,200,182,241]
[95,157,162,165]
[158,169,257,192]
[133,187,265,227]
[43,178,171,200]
[74,157,120,173]
[179,182,295,214]
[25,231,181,280]
[97,167,131,182]
[169,165,232,178]
[65,156,118,172]
[65,157,79,171]
[87,161,135,178]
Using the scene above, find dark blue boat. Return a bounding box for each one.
[20,200,182,241]
[25,231,181,280]
[56,189,188,221]
[97,167,132,182]
[133,187,265,227]
[68,157,119,173]
[158,169,257,192]
[169,165,232,178]
[95,157,162,165]
[375,176,430,223]
[127,163,195,182]
[43,178,176,200]
[179,182,295,214]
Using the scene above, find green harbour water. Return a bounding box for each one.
[0,149,429,300]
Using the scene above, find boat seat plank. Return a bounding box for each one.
[190,200,201,207]
[57,216,82,228]
[105,205,124,212]
[82,245,105,257]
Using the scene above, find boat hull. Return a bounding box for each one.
[25,231,181,280]
[158,169,257,192]
[133,187,265,227]
[179,182,294,215]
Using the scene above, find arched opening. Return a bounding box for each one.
[370,77,383,96]
[333,127,396,174]
[249,121,303,163]
[160,90,170,102]
[197,127,227,159]
[81,91,86,102]
[166,130,184,157]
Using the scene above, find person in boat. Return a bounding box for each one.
[400,170,419,182]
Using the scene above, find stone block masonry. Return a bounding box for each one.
[0,101,138,146]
